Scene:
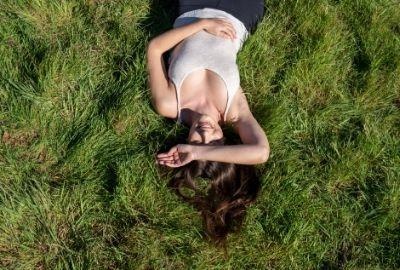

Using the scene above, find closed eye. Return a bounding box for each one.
[190,141,202,145]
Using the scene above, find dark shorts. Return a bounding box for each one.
[178,0,265,34]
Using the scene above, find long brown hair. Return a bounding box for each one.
[167,150,261,249]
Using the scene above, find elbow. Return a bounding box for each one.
[146,40,155,55]
[147,38,162,55]
[258,144,270,164]
[152,100,164,115]
[152,100,172,118]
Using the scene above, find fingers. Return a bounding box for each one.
[160,161,180,167]
[157,146,177,158]
[221,19,236,39]
[156,148,180,165]
[225,26,236,39]
[159,157,191,168]
[222,27,236,40]
[221,31,234,40]
[157,158,182,168]
[156,153,188,168]
[157,151,178,161]
[155,144,192,167]
[157,155,174,161]
[210,18,236,40]
[204,18,237,40]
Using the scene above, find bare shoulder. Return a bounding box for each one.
[225,86,268,147]
[153,82,178,119]
[225,86,253,124]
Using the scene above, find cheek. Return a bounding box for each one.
[215,129,223,139]
[188,126,196,138]
[188,130,200,142]
[188,131,194,141]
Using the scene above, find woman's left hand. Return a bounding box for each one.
[156,144,195,167]
[202,18,237,40]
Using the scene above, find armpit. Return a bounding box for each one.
[225,88,252,123]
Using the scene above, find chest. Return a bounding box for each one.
[179,69,228,112]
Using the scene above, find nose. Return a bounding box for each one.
[203,136,212,144]
[197,129,212,144]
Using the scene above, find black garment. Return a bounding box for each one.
[178,0,265,34]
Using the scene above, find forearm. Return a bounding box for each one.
[148,19,207,54]
[192,144,270,165]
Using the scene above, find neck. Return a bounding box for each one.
[180,100,222,126]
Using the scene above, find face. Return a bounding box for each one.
[187,114,223,144]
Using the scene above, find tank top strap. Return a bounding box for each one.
[172,68,240,124]
[223,89,235,122]
[172,80,183,123]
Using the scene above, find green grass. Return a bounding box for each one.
[0,0,399,268]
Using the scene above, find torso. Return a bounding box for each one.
[166,8,249,124]
[168,68,242,125]
[178,69,228,120]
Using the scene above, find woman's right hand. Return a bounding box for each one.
[156,144,195,168]
[201,18,237,40]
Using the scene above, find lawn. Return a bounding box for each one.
[0,0,399,269]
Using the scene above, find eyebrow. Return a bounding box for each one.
[188,142,202,146]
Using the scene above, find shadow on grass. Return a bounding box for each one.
[97,0,178,120]
[57,0,180,206]
[91,6,183,259]
[140,0,178,38]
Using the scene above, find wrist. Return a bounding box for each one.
[190,145,202,160]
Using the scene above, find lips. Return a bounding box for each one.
[197,121,213,129]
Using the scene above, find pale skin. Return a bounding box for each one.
[146,17,270,167]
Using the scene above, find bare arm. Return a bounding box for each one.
[193,144,268,164]
[157,90,270,166]
[146,20,208,117]
[146,18,237,118]
[148,18,206,55]
[192,91,269,164]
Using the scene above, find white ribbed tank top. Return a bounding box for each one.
[167,8,249,122]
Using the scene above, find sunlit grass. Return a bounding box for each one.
[1,0,399,268]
